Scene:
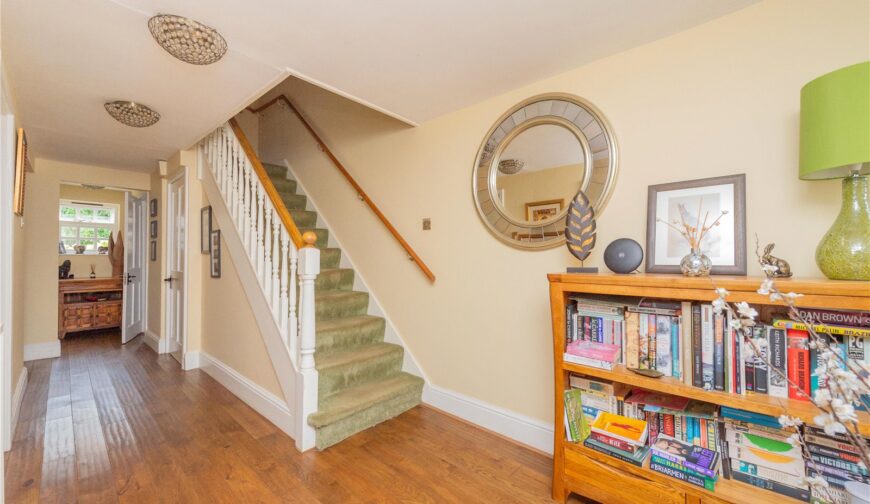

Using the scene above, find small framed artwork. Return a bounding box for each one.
[525,199,563,222]
[200,206,212,254]
[210,230,221,278]
[13,128,29,216]
[150,240,157,261]
[646,174,746,275]
[149,198,158,217]
[150,220,158,239]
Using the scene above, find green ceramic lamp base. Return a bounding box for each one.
[815,174,870,280]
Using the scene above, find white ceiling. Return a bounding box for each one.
[1,0,757,171]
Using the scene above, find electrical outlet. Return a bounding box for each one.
[422,218,431,230]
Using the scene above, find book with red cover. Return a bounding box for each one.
[589,431,642,454]
[786,329,810,401]
[565,341,621,363]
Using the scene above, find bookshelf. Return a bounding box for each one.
[548,273,870,504]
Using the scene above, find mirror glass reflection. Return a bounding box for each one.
[494,124,585,224]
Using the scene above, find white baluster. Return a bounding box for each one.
[271,208,280,315]
[256,182,265,285]
[263,201,273,302]
[283,229,294,354]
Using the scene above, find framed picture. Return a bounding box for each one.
[201,206,212,254]
[150,240,157,261]
[646,174,746,275]
[210,230,221,278]
[13,128,29,216]
[525,199,563,222]
[149,198,158,217]
[150,220,158,238]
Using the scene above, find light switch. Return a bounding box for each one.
[422,218,431,230]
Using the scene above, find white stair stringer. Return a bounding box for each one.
[198,155,298,438]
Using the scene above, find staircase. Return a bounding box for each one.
[261,163,424,450]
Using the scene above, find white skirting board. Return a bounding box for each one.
[9,367,28,447]
[182,351,201,371]
[23,341,61,361]
[422,384,554,455]
[197,352,295,439]
[142,330,163,353]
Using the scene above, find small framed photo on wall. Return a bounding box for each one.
[150,240,157,261]
[210,230,221,278]
[645,174,746,275]
[201,206,212,254]
[149,198,158,217]
[150,220,158,239]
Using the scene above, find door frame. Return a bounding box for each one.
[122,190,148,344]
[1,112,15,456]
[164,168,190,368]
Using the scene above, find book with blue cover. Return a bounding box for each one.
[720,407,781,429]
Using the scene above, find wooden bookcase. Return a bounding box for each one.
[548,273,870,504]
[58,278,123,339]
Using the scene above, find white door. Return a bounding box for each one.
[166,173,186,364]
[122,192,147,344]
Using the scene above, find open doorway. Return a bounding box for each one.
[57,183,148,345]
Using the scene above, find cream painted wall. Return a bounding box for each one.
[57,184,126,279]
[199,192,282,396]
[257,0,870,424]
[23,159,149,345]
[497,164,582,221]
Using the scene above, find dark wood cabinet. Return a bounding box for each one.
[58,278,123,339]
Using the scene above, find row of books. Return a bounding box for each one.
[564,297,870,403]
[563,376,869,502]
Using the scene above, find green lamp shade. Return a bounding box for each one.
[799,61,870,180]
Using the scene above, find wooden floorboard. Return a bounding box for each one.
[5,330,573,503]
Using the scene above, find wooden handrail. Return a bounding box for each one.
[247,95,436,283]
[227,117,308,250]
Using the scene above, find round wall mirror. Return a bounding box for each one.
[472,93,618,249]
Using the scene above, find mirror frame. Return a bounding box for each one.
[472,92,619,249]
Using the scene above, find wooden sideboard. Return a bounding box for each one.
[58,278,123,339]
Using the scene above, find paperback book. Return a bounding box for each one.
[582,437,650,467]
[590,412,648,447]
[650,434,720,478]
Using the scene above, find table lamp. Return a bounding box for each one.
[800,61,870,280]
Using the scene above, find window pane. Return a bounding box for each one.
[94,208,114,223]
[59,206,77,221]
[60,226,78,238]
[96,228,112,239]
[79,239,95,251]
[77,208,94,221]
[60,239,77,253]
[79,227,96,239]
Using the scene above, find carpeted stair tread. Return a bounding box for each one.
[262,163,287,178]
[299,228,329,249]
[308,372,424,429]
[315,290,369,321]
[270,178,297,194]
[288,209,317,228]
[316,343,404,398]
[316,268,355,292]
[280,193,308,210]
[316,315,385,352]
[320,248,341,269]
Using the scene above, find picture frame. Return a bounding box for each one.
[210,230,221,278]
[150,240,157,262]
[525,199,564,223]
[646,174,746,275]
[13,128,29,216]
[201,206,212,254]
[150,220,158,238]
[149,198,158,217]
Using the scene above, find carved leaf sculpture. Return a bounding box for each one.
[565,190,596,262]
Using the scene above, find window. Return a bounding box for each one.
[59,200,119,254]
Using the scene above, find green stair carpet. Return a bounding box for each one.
[262,163,423,450]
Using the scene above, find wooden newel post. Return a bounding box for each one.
[296,230,319,451]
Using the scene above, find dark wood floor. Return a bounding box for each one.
[5,330,560,503]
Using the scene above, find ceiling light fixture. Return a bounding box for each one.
[104,101,161,127]
[498,159,524,175]
[148,14,227,65]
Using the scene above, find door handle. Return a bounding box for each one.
[163,277,174,283]
[126,273,137,285]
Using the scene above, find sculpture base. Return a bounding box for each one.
[567,267,599,274]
